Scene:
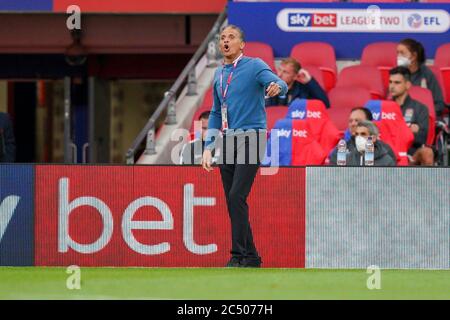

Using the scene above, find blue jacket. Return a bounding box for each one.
[0,112,16,162]
[205,56,288,149]
[266,78,330,109]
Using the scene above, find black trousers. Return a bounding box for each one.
[217,130,266,260]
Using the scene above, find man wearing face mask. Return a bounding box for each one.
[329,107,396,165]
[341,121,396,166]
[397,38,446,117]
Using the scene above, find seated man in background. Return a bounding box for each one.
[389,66,434,166]
[346,107,373,141]
[0,111,16,162]
[329,108,396,165]
[266,57,330,108]
[180,111,218,165]
[330,121,396,166]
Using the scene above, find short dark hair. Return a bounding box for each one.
[399,38,426,65]
[389,66,411,82]
[350,107,373,121]
[357,120,379,137]
[198,111,210,120]
[220,24,245,42]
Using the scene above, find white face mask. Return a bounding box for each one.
[397,55,411,67]
[355,136,367,153]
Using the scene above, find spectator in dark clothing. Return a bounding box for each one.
[265,57,330,108]
[331,107,395,158]
[389,66,434,166]
[0,112,15,163]
[330,121,396,166]
[397,38,446,117]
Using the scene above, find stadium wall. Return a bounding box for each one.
[0,165,448,269]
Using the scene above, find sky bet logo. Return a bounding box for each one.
[288,13,337,27]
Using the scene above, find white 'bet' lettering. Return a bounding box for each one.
[58,178,218,255]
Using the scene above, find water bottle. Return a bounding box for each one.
[337,139,347,166]
[365,136,375,166]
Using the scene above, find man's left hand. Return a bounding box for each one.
[410,124,420,133]
[266,82,281,97]
[298,69,312,84]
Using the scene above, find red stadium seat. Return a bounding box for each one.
[286,99,341,154]
[337,65,385,99]
[244,41,276,72]
[434,43,450,67]
[433,43,450,105]
[408,86,436,145]
[365,100,414,166]
[290,120,328,166]
[299,65,326,91]
[327,87,373,131]
[290,42,337,92]
[361,42,398,92]
[266,118,328,166]
[266,106,288,131]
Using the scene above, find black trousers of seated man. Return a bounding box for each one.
[217,130,267,266]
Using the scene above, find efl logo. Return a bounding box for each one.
[407,13,422,29]
[288,13,336,27]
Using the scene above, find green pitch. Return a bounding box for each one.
[0,267,449,300]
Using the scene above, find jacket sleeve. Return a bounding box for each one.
[265,96,279,107]
[1,114,16,163]
[304,77,330,109]
[204,71,222,151]
[380,153,397,166]
[413,103,429,147]
[328,147,338,165]
[254,59,288,97]
[425,71,446,116]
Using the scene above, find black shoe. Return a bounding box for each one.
[241,257,262,268]
[225,256,242,267]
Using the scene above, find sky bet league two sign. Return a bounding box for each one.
[279,9,449,33]
[229,2,450,59]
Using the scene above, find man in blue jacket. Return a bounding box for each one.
[266,57,330,108]
[0,112,16,162]
[201,25,287,268]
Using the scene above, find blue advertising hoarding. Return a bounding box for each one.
[229,2,450,59]
[0,165,34,266]
[0,0,52,11]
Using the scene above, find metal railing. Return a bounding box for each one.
[125,8,227,164]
